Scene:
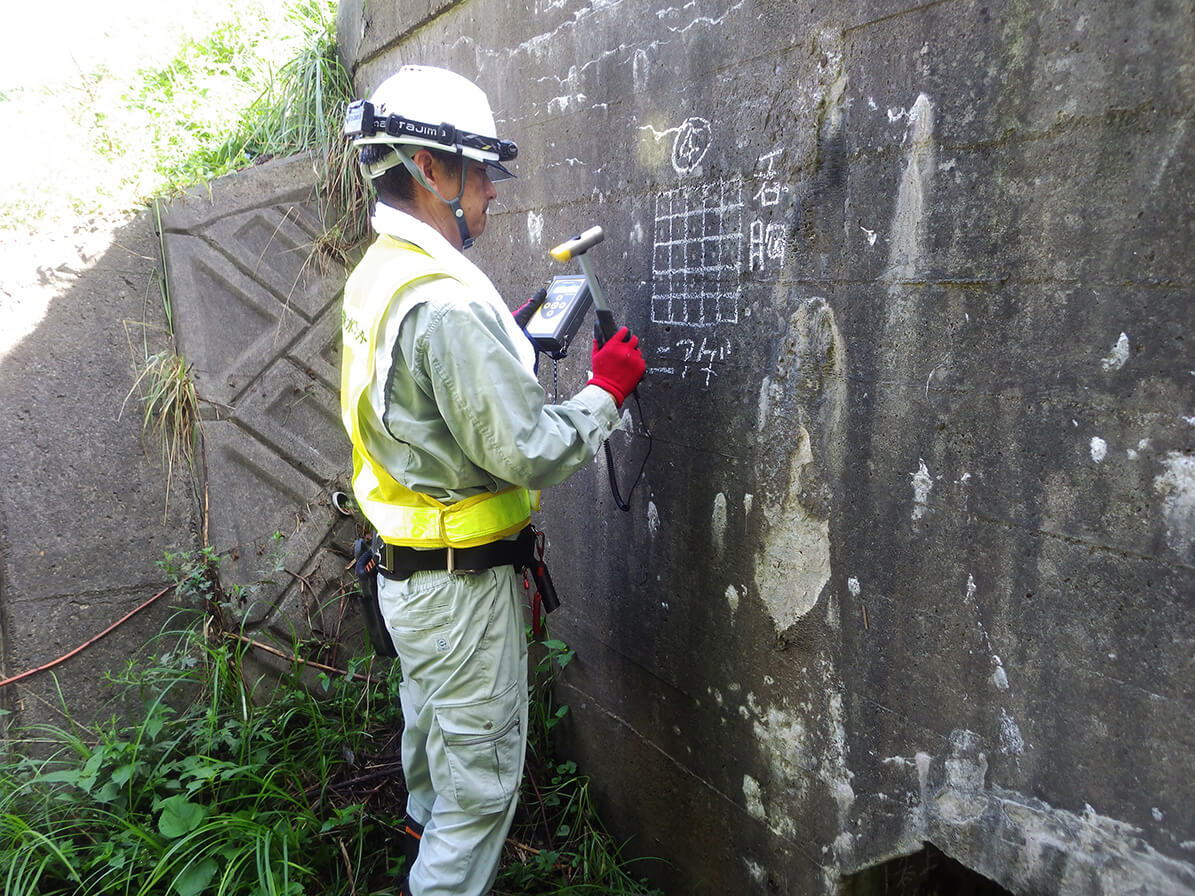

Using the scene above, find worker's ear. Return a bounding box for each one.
[411,148,462,203]
[410,148,440,185]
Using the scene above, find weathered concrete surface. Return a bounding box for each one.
[0,210,199,731]
[340,0,1194,893]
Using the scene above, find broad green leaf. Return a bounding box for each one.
[173,857,219,896]
[145,708,167,740]
[158,795,208,838]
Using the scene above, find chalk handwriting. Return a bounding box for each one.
[753,148,785,207]
[671,117,712,175]
[676,335,732,387]
[749,219,786,270]
[748,147,788,274]
[648,132,794,388]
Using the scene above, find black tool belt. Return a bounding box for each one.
[378,526,536,580]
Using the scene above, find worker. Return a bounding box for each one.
[339,64,646,896]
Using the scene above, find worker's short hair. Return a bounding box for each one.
[360,145,464,205]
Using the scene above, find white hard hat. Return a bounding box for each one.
[344,65,516,181]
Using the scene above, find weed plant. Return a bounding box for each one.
[123,349,200,514]
[0,550,407,896]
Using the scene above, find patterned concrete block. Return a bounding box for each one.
[165,233,308,408]
[162,156,356,645]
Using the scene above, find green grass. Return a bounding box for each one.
[0,623,407,895]
[0,546,407,896]
[0,0,367,245]
[123,348,200,515]
[131,0,368,245]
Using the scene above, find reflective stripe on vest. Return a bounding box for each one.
[341,235,535,548]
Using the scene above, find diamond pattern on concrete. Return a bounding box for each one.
[161,155,360,648]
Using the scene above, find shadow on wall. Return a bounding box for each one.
[0,207,199,732]
[842,841,1013,895]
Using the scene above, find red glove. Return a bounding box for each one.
[588,327,646,407]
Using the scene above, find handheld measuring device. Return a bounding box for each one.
[523,274,592,358]
[525,226,616,356]
[523,224,651,513]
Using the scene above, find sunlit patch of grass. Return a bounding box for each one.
[0,0,362,239]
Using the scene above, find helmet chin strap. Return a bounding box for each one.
[395,148,474,250]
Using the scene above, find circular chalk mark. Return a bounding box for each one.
[672,117,712,175]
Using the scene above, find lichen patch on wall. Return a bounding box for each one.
[1100,332,1130,371]
[911,459,933,520]
[526,210,544,245]
[884,93,935,285]
[646,499,661,537]
[726,583,741,615]
[712,491,729,555]
[751,299,844,634]
[735,659,855,868]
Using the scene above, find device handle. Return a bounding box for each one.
[550,226,605,262]
[594,309,619,346]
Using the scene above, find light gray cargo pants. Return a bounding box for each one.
[379,564,529,896]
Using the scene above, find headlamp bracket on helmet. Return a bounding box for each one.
[344,99,517,162]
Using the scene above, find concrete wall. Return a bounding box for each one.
[339,0,1194,893]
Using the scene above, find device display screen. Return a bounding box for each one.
[525,274,593,356]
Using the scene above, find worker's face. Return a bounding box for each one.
[422,152,498,248]
[456,159,498,243]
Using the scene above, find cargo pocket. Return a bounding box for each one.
[434,682,523,814]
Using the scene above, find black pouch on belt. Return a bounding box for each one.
[354,536,398,659]
[530,556,560,614]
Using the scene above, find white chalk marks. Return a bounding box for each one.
[651,178,744,328]
[648,120,792,389]
[749,148,788,271]
[671,116,712,175]
[647,121,793,386]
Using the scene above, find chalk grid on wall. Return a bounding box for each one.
[651,178,744,328]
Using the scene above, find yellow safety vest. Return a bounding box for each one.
[340,236,535,548]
